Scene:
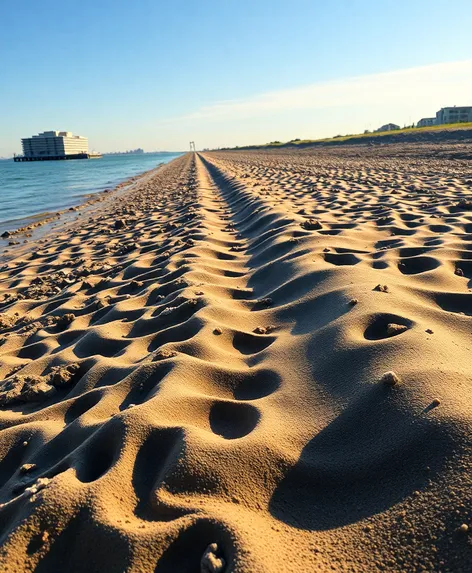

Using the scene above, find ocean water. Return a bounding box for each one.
[0,152,183,231]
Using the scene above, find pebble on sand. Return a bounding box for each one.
[386,323,408,336]
[201,543,225,573]
[253,325,275,334]
[24,477,50,497]
[374,284,389,293]
[213,327,223,335]
[380,371,401,387]
[457,524,469,534]
[41,531,50,544]
[20,463,37,474]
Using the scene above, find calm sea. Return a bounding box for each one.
[0,152,183,231]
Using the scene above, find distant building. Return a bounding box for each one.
[21,131,88,158]
[375,123,400,132]
[416,117,436,128]
[103,148,144,156]
[436,106,472,125]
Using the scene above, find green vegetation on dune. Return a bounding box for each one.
[230,122,472,150]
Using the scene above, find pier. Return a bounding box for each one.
[14,153,102,162]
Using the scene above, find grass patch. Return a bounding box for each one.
[230,122,472,150]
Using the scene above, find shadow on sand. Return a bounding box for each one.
[269,384,457,530]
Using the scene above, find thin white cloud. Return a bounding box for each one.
[161,60,472,124]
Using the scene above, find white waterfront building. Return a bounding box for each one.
[21,131,89,158]
[435,106,472,125]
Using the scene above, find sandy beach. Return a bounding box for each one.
[0,141,471,571]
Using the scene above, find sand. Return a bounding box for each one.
[0,144,471,571]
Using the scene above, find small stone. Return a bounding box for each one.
[1,231,11,239]
[20,463,36,474]
[213,328,222,335]
[201,543,225,573]
[114,219,126,230]
[386,323,408,337]
[431,398,441,408]
[348,298,358,306]
[380,371,400,387]
[24,477,50,496]
[23,441,28,447]
[425,329,434,334]
[160,306,175,316]
[455,268,464,277]
[374,284,389,293]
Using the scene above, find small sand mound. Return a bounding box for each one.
[152,349,178,361]
[0,363,80,406]
[48,363,80,387]
[0,313,19,330]
[56,313,75,329]
[300,219,322,231]
[0,375,56,406]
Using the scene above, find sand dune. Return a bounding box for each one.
[0,145,471,571]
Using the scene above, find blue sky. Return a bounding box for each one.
[1,0,471,154]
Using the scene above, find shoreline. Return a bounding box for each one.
[0,160,171,260]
